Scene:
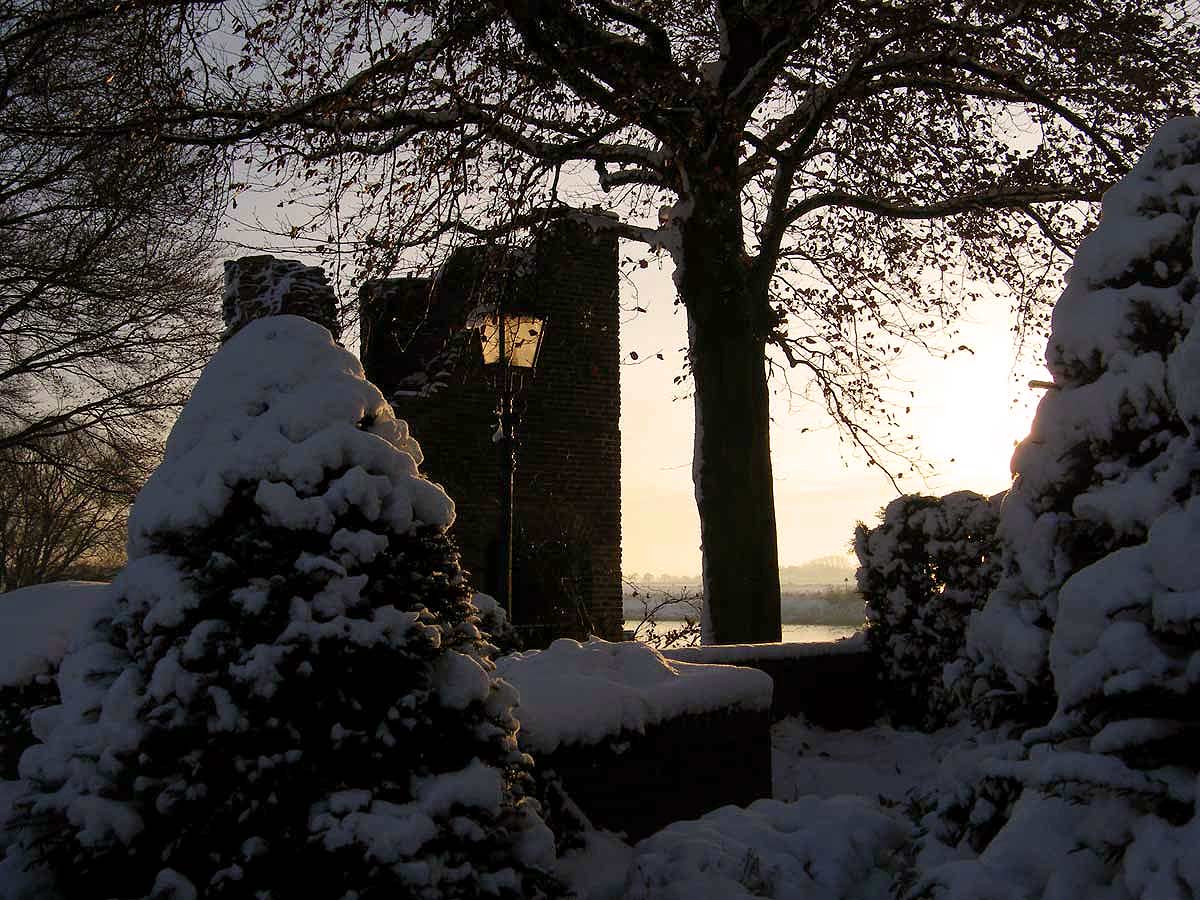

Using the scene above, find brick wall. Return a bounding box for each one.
[532,706,773,842]
[360,221,623,641]
[663,643,879,728]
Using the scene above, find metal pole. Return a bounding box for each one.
[500,385,515,624]
[498,316,515,623]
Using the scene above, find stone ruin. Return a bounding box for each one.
[223,255,340,341]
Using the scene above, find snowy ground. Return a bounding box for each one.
[771,717,987,805]
[0,581,1181,900]
[0,665,990,900]
[0,583,1011,900]
[557,715,1015,900]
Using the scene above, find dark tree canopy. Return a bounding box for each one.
[22,0,1198,641]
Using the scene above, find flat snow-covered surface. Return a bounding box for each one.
[494,638,773,754]
[560,715,1011,900]
[0,582,111,688]
[771,716,987,804]
[662,630,866,663]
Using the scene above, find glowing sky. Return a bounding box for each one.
[221,203,1051,578]
[617,263,1046,576]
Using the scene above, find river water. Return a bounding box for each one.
[623,621,860,644]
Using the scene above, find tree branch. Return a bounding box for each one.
[784,185,1101,227]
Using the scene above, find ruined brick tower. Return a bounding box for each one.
[222,255,341,340]
[360,220,622,641]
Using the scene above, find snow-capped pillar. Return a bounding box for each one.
[222,255,341,341]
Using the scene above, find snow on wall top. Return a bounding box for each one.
[494,638,772,754]
[128,315,453,558]
[661,631,866,664]
[0,582,111,688]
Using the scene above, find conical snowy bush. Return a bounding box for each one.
[918,119,1200,899]
[4,316,563,899]
[1027,118,1200,801]
[961,119,1200,731]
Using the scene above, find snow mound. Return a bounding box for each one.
[129,315,452,557]
[623,795,905,900]
[495,638,772,754]
[0,582,111,688]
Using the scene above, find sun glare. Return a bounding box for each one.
[902,348,1042,497]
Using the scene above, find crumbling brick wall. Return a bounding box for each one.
[223,255,340,340]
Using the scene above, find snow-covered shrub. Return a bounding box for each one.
[960,118,1200,729]
[0,582,112,779]
[855,491,1002,728]
[471,590,521,656]
[0,677,55,781]
[5,316,563,899]
[959,121,1200,732]
[623,795,906,900]
[917,119,1200,899]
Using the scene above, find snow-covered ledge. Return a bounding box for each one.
[661,633,876,728]
[661,631,866,664]
[495,637,771,754]
[496,638,773,840]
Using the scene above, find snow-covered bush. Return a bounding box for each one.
[917,118,1200,899]
[0,678,55,782]
[960,118,1200,726]
[4,316,563,899]
[855,491,1002,728]
[958,121,1200,731]
[0,582,111,779]
[623,795,906,900]
[471,590,522,656]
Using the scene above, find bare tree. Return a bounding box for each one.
[0,431,149,591]
[0,1,225,461]
[25,0,1197,642]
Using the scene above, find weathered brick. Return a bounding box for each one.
[360,221,623,641]
[223,255,340,340]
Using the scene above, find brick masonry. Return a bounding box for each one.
[663,644,879,728]
[360,220,623,641]
[532,706,773,842]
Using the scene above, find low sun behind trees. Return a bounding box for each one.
[10,1,1199,641]
[0,433,150,591]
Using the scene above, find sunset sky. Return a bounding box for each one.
[222,208,1052,579]
[616,262,1047,576]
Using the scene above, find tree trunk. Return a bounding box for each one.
[678,187,783,645]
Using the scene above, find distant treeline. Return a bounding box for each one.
[779,556,857,586]
[630,555,856,588]
[622,584,864,627]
